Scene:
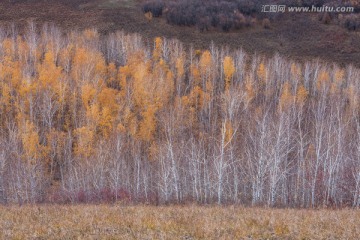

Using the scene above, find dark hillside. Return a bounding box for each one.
[0,0,359,66]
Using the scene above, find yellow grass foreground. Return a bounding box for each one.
[0,205,359,239]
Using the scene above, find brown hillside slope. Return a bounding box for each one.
[0,0,359,67]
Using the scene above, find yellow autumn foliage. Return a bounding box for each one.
[257,62,266,81]
[74,126,94,158]
[278,82,294,112]
[153,37,163,61]
[296,84,308,107]
[223,56,235,91]
[21,121,45,164]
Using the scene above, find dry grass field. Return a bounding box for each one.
[0,205,359,239]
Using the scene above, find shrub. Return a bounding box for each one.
[262,18,271,29]
[247,17,257,28]
[319,12,332,24]
[343,14,360,31]
[219,13,233,32]
[144,12,153,21]
[236,0,258,15]
[233,11,246,29]
[142,0,165,17]
[147,0,261,32]
[165,1,200,26]
[197,16,211,32]
[45,186,133,204]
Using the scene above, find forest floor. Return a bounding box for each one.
[0,205,359,239]
[0,0,359,67]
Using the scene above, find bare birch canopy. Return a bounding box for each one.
[0,23,359,207]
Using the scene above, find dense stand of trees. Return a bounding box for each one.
[0,23,360,207]
[142,0,263,32]
[142,0,360,32]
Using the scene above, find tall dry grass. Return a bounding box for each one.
[0,205,359,239]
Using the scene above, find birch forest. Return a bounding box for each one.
[1,23,360,208]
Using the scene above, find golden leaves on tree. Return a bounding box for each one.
[257,62,266,82]
[153,37,163,61]
[223,56,235,92]
[317,70,330,91]
[21,121,46,164]
[278,82,294,112]
[74,126,94,158]
[296,84,308,107]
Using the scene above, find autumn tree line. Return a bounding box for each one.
[0,23,360,207]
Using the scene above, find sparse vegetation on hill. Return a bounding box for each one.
[342,13,360,30]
